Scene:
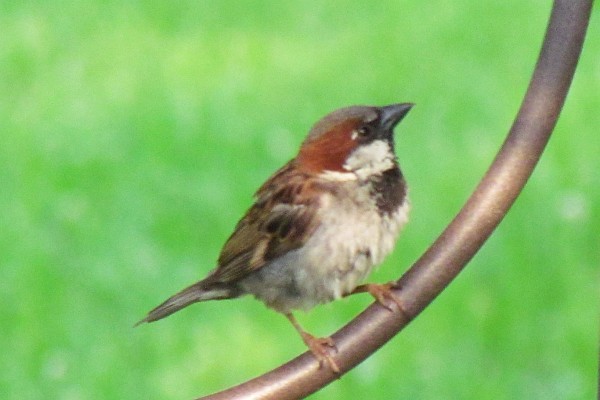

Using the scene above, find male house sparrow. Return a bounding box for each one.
[137,103,413,372]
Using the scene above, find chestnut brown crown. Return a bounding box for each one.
[296,103,413,174]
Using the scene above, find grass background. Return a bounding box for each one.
[1,1,599,399]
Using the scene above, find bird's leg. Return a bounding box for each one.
[347,282,404,312]
[285,313,339,373]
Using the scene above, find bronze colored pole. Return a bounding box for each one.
[199,1,593,399]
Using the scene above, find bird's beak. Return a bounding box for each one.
[380,103,414,132]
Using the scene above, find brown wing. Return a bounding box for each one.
[208,161,322,283]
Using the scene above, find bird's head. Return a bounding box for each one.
[296,103,413,179]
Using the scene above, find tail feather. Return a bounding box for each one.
[135,281,238,326]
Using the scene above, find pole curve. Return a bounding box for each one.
[198,2,593,398]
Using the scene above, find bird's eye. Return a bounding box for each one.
[353,125,372,140]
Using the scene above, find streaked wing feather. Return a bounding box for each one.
[211,162,322,283]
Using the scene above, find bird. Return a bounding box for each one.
[136,103,414,373]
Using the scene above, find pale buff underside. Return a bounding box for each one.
[239,139,409,313]
[239,183,409,313]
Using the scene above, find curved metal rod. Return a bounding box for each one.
[199,1,592,399]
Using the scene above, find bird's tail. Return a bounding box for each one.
[135,280,239,326]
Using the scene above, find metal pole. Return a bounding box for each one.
[200,1,593,398]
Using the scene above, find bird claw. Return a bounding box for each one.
[363,282,404,312]
[300,332,340,373]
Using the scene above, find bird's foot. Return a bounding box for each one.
[353,282,404,312]
[285,313,339,373]
[299,331,339,373]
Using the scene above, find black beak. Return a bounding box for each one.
[380,103,414,132]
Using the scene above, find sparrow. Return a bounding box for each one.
[137,103,413,373]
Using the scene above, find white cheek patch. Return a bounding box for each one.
[343,140,394,178]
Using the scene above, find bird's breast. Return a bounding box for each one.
[239,179,409,313]
[302,187,409,300]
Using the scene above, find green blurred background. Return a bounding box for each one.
[1,1,598,399]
